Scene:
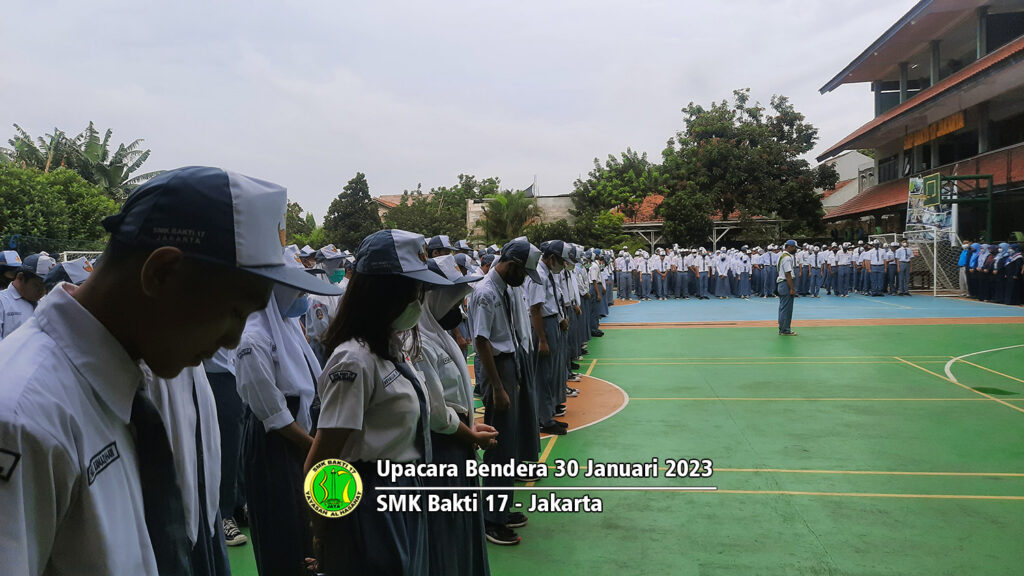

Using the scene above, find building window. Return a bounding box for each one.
[878,154,898,183]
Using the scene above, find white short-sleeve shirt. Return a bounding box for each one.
[0,285,160,576]
[318,339,423,462]
[777,252,795,281]
[0,285,35,340]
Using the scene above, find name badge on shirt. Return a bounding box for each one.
[87,442,121,485]
[382,369,401,388]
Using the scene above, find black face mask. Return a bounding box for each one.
[439,307,463,331]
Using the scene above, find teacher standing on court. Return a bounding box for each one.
[777,239,799,336]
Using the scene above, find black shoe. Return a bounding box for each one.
[554,420,569,428]
[591,331,605,337]
[540,423,567,435]
[505,512,529,528]
[570,362,580,370]
[485,523,521,545]
[554,405,567,417]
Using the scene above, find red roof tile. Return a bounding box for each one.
[822,179,855,200]
[613,194,665,223]
[817,34,1024,162]
[824,178,908,220]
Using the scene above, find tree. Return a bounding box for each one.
[286,201,315,244]
[522,219,577,245]
[572,149,665,221]
[384,174,501,239]
[0,165,118,253]
[2,122,160,202]
[73,122,161,202]
[323,172,382,251]
[479,190,542,244]
[659,89,838,245]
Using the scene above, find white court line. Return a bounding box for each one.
[944,344,1024,383]
[563,374,631,435]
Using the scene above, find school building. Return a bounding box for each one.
[817,0,1024,243]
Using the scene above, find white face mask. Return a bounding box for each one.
[392,300,422,332]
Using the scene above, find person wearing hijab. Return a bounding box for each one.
[992,243,1010,303]
[967,242,982,298]
[307,229,452,575]
[416,255,498,575]
[1003,244,1022,306]
[236,244,326,576]
[975,244,994,301]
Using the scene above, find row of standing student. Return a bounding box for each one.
[466,239,609,546]
[610,240,917,300]
[960,242,1023,305]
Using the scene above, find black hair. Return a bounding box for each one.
[322,272,421,362]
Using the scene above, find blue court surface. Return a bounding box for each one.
[605,295,1024,324]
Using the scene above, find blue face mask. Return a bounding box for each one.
[284,295,309,318]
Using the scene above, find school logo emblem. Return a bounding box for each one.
[305,459,363,518]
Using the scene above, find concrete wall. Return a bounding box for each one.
[466,195,575,238]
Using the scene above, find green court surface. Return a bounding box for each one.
[486,323,1024,575]
[229,322,1024,575]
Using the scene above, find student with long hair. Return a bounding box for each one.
[416,254,498,575]
[306,230,451,575]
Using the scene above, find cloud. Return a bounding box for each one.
[0,0,919,222]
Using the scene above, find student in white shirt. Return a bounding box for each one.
[777,240,799,335]
[306,229,453,573]
[236,244,328,576]
[465,237,541,545]
[0,166,340,576]
[416,255,497,576]
[895,241,914,295]
[0,253,56,340]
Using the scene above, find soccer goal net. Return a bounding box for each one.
[870,228,963,296]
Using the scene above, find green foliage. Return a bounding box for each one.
[522,219,576,245]
[571,148,665,222]
[384,175,500,238]
[659,89,837,245]
[286,201,315,244]
[323,172,383,251]
[292,226,328,250]
[0,165,118,253]
[479,190,542,244]
[574,209,630,248]
[2,122,160,202]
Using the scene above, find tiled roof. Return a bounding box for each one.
[612,194,769,224]
[614,194,665,223]
[824,178,908,220]
[822,179,855,200]
[817,34,1024,162]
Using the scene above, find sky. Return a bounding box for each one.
[1,0,919,222]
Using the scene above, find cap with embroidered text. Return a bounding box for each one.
[101,166,341,296]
